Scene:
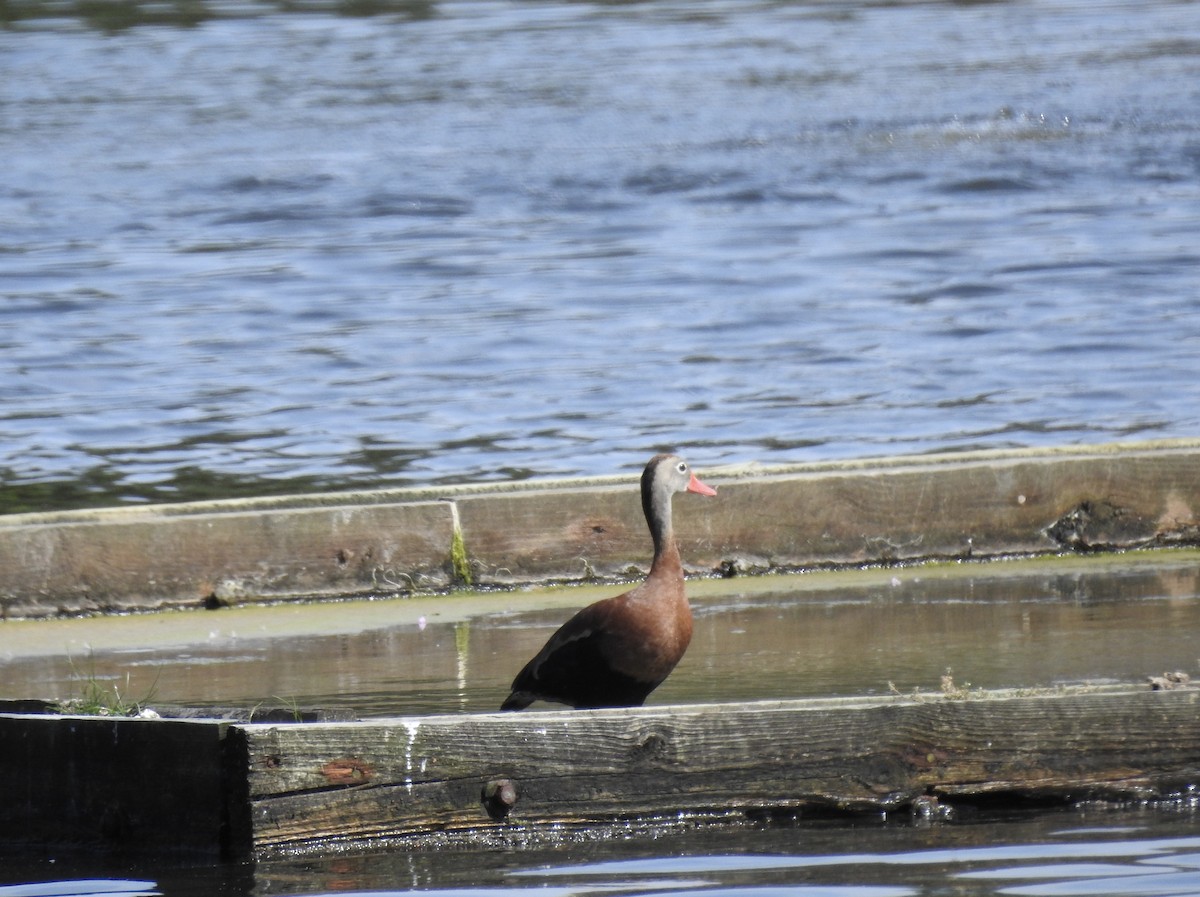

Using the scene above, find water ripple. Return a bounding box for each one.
[2,0,1199,511]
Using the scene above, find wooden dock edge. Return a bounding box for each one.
[0,714,237,859]
[238,687,1200,858]
[2,438,1199,617]
[3,686,1196,859]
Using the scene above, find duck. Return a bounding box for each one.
[500,454,717,710]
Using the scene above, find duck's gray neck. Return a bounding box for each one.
[642,473,678,572]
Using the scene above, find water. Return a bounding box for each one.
[3,2,1200,889]
[3,0,1200,511]
[2,552,1197,716]
[1,555,1198,892]
[2,806,1200,896]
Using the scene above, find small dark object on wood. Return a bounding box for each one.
[481,778,519,819]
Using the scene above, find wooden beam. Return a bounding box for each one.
[239,687,1200,857]
[0,501,454,617]
[1,686,1196,859]
[2,439,1199,617]
[0,714,236,858]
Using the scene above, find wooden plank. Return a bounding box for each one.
[0,501,454,617]
[239,687,1200,856]
[0,714,237,858]
[676,442,1200,571]
[2,439,1199,616]
[453,440,1200,581]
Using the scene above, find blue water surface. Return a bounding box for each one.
[2,0,1199,508]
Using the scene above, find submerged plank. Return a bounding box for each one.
[239,687,1200,856]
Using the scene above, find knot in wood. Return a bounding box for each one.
[481,778,519,820]
[631,726,672,764]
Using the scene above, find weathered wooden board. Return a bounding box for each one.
[0,714,234,858]
[456,440,1200,581]
[239,687,1200,857]
[2,439,1198,616]
[1,687,1196,860]
[0,501,454,617]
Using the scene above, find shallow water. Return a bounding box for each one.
[2,553,1197,716]
[3,0,1200,511]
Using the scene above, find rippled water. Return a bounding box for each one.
[2,0,1199,510]
[2,807,1200,896]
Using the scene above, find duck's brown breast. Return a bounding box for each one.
[597,578,693,682]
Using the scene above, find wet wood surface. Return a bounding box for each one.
[239,686,1200,857]
[0,714,234,858]
[2,685,1197,859]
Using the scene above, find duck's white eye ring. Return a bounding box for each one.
[676,462,688,473]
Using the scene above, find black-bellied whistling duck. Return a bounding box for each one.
[500,454,717,711]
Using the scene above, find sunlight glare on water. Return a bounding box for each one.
[7,815,1200,895]
[253,811,1200,896]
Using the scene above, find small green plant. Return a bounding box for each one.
[249,696,305,723]
[54,655,159,717]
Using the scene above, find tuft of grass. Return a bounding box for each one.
[249,696,305,723]
[54,655,159,717]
